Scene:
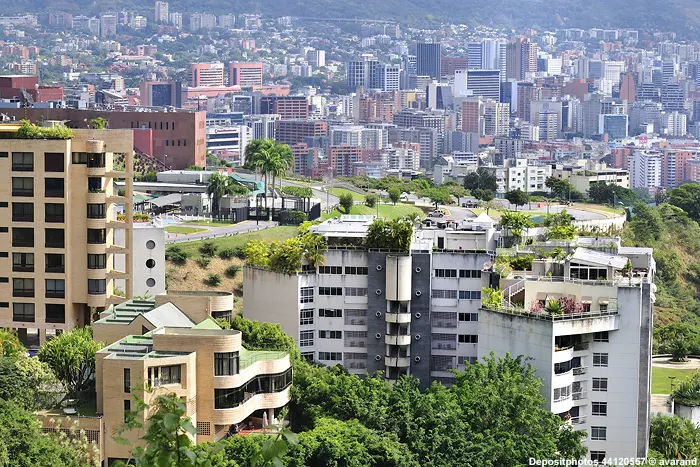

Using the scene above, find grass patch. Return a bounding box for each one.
[575,203,626,216]
[329,187,365,202]
[652,366,699,394]
[168,226,299,258]
[183,220,237,227]
[165,226,208,234]
[322,203,423,220]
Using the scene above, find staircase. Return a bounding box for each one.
[503,279,526,307]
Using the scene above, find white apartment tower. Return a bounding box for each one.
[154,1,169,23]
[628,151,662,189]
[243,215,654,462]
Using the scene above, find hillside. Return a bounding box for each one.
[13,0,700,32]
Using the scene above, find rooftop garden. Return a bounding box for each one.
[13,120,74,140]
[245,224,328,274]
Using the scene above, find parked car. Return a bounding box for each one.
[461,202,478,208]
[429,210,445,218]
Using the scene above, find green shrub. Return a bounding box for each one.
[196,257,211,268]
[206,273,222,286]
[225,264,241,277]
[199,241,217,257]
[509,255,534,271]
[219,248,237,260]
[166,245,189,263]
[281,210,307,226]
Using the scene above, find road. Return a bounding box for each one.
[232,170,340,208]
[165,220,278,244]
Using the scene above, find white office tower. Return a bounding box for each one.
[662,111,687,137]
[468,39,507,81]
[453,70,470,98]
[483,100,510,137]
[243,216,654,461]
[154,1,169,23]
[481,246,655,461]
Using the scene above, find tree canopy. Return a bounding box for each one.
[472,188,494,202]
[365,217,416,252]
[422,187,453,208]
[649,414,700,460]
[387,187,401,205]
[500,211,534,239]
[463,167,497,192]
[668,183,700,221]
[339,193,354,213]
[505,189,529,209]
[588,182,635,205]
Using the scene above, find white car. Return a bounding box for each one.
[429,210,445,218]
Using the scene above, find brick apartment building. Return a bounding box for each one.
[0,75,63,102]
[275,120,328,146]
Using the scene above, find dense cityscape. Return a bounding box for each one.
[0,3,699,466]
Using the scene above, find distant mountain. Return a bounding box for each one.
[11,0,700,34]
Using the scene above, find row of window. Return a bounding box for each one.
[318,287,368,297]
[432,290,482,300]
[11,177,64,197]
[434,269,482,278]
[9,228,65,248]
[10,303,66,323]
[10,253,103,273]
[300,308,369,326]
[7,152,73,172]
[11,278,65,298]
[213,368,292,410]
[130,121,177,131]
[318,266,369,275]
[147,365,182,387]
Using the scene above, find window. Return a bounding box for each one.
[0,152,6,157]
[159,365,181,385]
[45,254,65,273]
[12,303,34,322]
[319,308,342,318]
[553,386,572,402]
[593,353,609,367]
[599,303,608,312]
[344,309,367,325]
[87,204,106,219]
[11,177,33,196]
[319,287,342,296]
[0,202,6,207]
[46,304,65,324]
[0,303,8,308]
[591,426,607,441]
[87,228,107,244]
[345,287,367,297]
[45,229,65,248]
[458,312,479,321]
[45,279,65,298]
[435,269,457,278]
[432,289,458,299]
[300,287,314,303]
[590,451,606,463]
[12,152,33,171]
[214,368,293,409]
[88,254,107,269]
[300,309,314,326]
[458,290,481,300]
[12,253,34,272]
[72,152,88,164]
[300,330,314,347]
[45,204,64,223]
[592,377,608,392]
[318,330,342,339]
[212,350,240,375]
[88,279,107,295]
[458,334,478,343]
[44,153,65,172]
[318,352,342,361]
[592,402,607,416]
[458,356,477,365]
[12,203,33,222]
[87,153,105,168]
[318,265,342,274]
[459,269,482,278]
[45,178,65,197]
[345,266,368,275]
[593,331,609,342]
[13,278,34,297]
[88,177,102,191]
[124,400,131,422]
[11,228,33,247]
[124,368,131,393]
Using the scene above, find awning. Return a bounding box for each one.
[598,297,609,304]
[581,296,593,304]
[537,292,562,300]
[148,193,183,207]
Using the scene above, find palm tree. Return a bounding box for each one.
[270,143,293,214]
[206,172,235,217]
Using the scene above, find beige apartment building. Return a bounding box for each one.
[0,124,134,348]
[90,291,292,464]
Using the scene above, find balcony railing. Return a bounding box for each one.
[571,416,586,425]
[573,342,590,351]
[573,367,587,376]
[553,394,572,403]
[482,304,619,322]
[573,391,587,401]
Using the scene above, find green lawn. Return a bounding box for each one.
[169,226,299,257]
[322,203,423,220]
[329,187,366,202]
[183,220,236,227]
[651,366,699,394]
[165,226,208,234]
[575,203,626,216]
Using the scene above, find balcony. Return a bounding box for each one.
[572,391,587,401]
[385,334,411,346]
[553,346,574,364]
[573,366,587,376]
[571,416,586,425]
[385,356,411,367]
[87,192,106,204]
[573,342,589,351]
[385,312,411,324]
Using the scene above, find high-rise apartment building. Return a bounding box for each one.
[440,56,468,78]
[260,96,309,120]
[628,151,662,189]
[169,12,182,29]
[468,39,507,81]
[346,56,400,92]
[416,42,442,80]
[0,125,134,348]
[139,81,182,107]
[243,215,654,460]
[329,146,363,177]
[228,62,263,87]
[154,1,169,23]
[274,120,327,146]
[506,38,538,80]
[99,14,117,38]
[189,63,225,87]
[483,100,510,137]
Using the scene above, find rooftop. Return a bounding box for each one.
[95,299,157,325]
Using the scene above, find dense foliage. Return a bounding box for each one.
[649,414,700,460]
[280,186,313,198]
[338,193,354,213]
[463,167,497,192]
[245,227,328,274]
[14,120,74,140]
[365,216,416,252]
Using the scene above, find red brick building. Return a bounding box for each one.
[275,120,328,146]
[0,75,63,102]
